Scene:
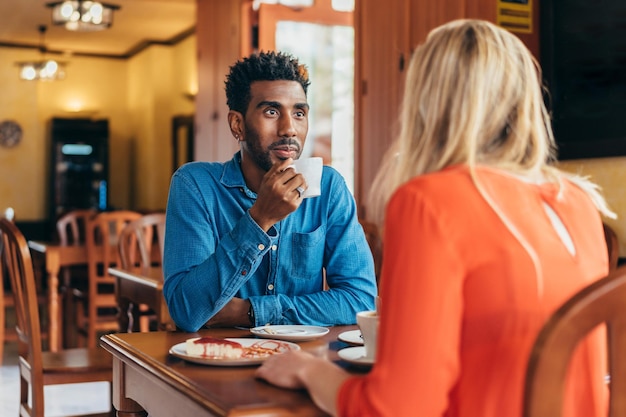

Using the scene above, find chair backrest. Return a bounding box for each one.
[118,213,166,269]
[85,210,143,283]
[82,210,142,346]
[359,219,383,285]
[0,218,44,377]
[523,266,626,417]
[56,209,97,246]
[3,207,15,222]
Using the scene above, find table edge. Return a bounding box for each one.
[100,333,228,415]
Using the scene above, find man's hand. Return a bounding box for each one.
[249,158,307,231]
[206,297,251,327]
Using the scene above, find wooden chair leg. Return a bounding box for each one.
[139,304,150,332]
[75,297,88,348]
[118,298,132,333]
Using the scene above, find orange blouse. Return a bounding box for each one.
[338,166,608,417]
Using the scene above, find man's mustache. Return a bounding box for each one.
[268,138,301,152]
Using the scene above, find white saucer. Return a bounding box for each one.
[337,346,374,367]
[250,325,329,342]
[337,329,363,345]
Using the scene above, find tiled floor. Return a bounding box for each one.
[0,341,112,417]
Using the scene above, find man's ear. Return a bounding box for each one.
[228,110,244,141]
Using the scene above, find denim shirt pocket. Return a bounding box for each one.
[291,224,325,279]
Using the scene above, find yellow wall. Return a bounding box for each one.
[0,48,43,220]
[558,157,626,257]
[127,36,196,211]
[0,35,196,222]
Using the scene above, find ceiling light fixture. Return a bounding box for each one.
[15,25,66,81]
[46,1,121,32]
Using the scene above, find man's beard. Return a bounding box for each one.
[244,128,273,171]
[244,123,302,172]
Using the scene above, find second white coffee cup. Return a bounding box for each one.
[356,310,379,360]
[290,157,323,198]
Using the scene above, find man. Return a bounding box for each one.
[163,51,377,332]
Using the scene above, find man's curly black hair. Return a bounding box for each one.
[224,51,311,114]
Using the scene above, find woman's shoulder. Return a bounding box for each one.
[402,165,473,191]
[393,164,541,207]
[389,166,475,211]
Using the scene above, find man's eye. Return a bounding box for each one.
[265,109,278,116]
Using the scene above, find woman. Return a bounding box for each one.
[255,19,614,417]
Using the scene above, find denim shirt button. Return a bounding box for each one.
[271,244,277,251]
[257,243,265,250]
[267,284,274,290]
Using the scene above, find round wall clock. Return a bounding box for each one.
[0,120,23,148]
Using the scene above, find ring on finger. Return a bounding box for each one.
[295,186,305,198]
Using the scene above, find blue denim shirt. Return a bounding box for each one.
[163,153,377,332]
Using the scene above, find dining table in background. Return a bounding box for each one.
[100,326,367,417]
[27,240,88,352]
[108,266,174,333]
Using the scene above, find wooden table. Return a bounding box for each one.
[27,241,88,352]
[108,266,174,332]
[101,326,367,417]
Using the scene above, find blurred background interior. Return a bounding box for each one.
[0,0,624,261]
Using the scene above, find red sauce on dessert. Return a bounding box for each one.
[193,337,242,348]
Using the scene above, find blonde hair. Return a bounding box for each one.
[368,19,614,226]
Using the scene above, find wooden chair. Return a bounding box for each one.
[117,212,165,332]
[523,266,626,417]
[359,219,383,286]
[76,210,142,348]
[2,208,48,364]
[0,218,113,417]
[118,212,165,270]
[56,209,97,246]
[55,209,97,346]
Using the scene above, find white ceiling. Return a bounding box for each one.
[0,0,196,58]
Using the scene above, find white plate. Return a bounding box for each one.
[250,325,329,342]
[337,329,363,346]
[169,338,300,366]
[337,346,374,367]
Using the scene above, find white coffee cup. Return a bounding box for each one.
[290,157,323,198]
[356,310,379,360]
